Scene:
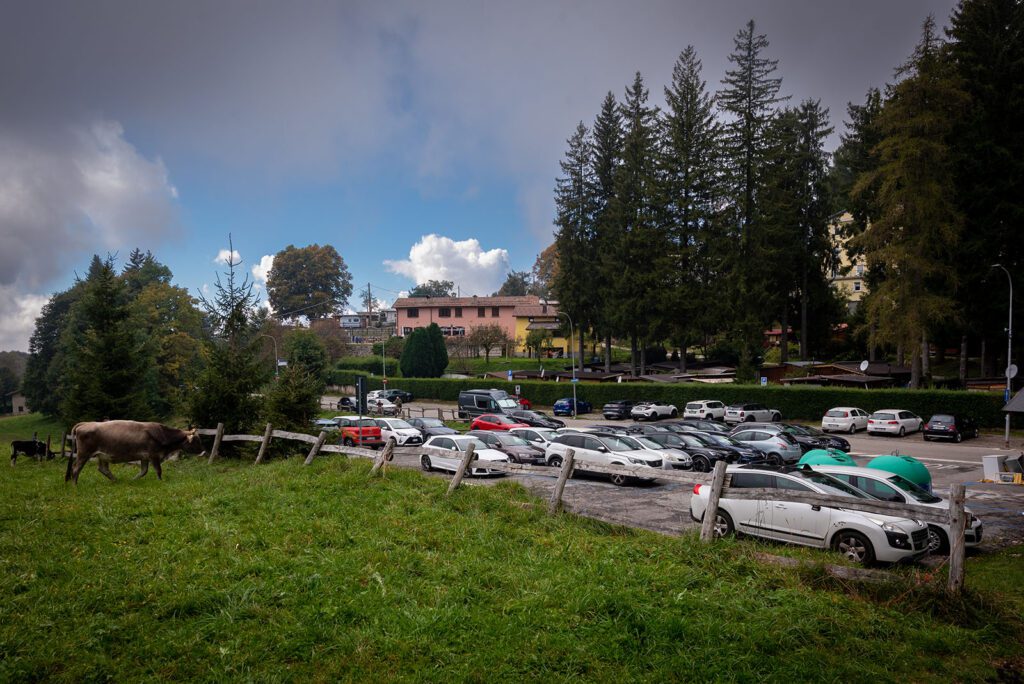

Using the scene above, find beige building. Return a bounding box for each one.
[829,211,868,313]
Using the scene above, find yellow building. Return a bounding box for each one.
[512,301,570,357]
[829,211,868,313]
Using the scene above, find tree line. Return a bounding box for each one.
[550,0,1022,387]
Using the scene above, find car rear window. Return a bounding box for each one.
[929,414,954,423]
[871,412,894,420]
[355,419,376,427]
[686,403,702,410]
[825,409,848,418]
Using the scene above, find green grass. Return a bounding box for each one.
[2,455,1022,681]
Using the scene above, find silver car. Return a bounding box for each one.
[728,428,802,464]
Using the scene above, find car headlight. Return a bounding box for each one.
[627,456,647,464]
[877,521,906,534]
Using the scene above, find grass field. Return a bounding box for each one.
[3,438,1023,682]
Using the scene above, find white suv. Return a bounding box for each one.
[810,465,983,554]
[630,401,678,421]
[544,433,662,486]
[683,400,726,420]
[690,465,930,564]
[374,418,424,446]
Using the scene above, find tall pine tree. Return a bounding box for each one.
[591,92,624,371]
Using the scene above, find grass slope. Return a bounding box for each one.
[2,456,1021,682]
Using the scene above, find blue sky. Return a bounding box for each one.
[0,0,958,350]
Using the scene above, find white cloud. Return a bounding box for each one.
[0,286,49,352]
[251,254,274,285]
[214,249,241,265]
[384,234,510,296]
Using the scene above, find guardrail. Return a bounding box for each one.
[195,424,970,593]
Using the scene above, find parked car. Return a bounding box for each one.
[508,427,562,449]
[690,464,930,564]
[922,414,979,443]
[683,400,726,420]
[457,389,520,419]
[727,427,802,464]
[507,409,565,429]
[553,397,593,416]
[407,417,458,438]
[602,400,636,420]
[821,406,870,434]
[784,424,851,453]
[615,433,692,470]
[689,431,767,464]
[732,422,833,454]
[312,418,339,432]
[556,425,620,435]
[644,432,737,472]
[369,388,414,403]
[334,416,384,448]
[469,414,530,431]
[724,403,781,424]
[544,433,661,485]
[867,409,923,437]
[367,398,400,416]
[810,464,984,554]
[374,418,424,446]
[674,418,731,433]
[467,430,546,464]
[630,401,678,421]
[622,424,674,436]
[419,435,508,476]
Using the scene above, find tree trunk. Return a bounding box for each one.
[578,327,585,374]
[679,344,687,373]
[640,343,647,377]
[897,342,905,368]
[800,266,809,360]
[921,331,930,383]
[980,338,987,377]
[868,323,877,362]
[910,345,922,389]
[779,308,789,365]
[630,332,638,377]
[959,335,968,384]
[604,332,612,372]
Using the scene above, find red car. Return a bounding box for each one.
[469,414,530,431]
[510,395,532,409]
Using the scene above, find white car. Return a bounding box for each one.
[724,403,781,424]
[810,465,983,554]
[419,435,508,476]
[821,406,870,434]
[630,401,678,421]
[374,418,424,446]
[683,400,726,420]
[508,427,561,448]
[616,433,692,470]
[867,409,923,437]
[367,397,400,416]
[690,465,930,564]
[544,433,662,485]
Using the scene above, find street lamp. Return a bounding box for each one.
[991,264,1014,448]
[555,310,577,418]
[260,334,279,378]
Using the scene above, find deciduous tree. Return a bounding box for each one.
[266,244,352,320]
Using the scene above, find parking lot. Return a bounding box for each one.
[375,399,1024,550]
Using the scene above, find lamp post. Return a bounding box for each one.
[260,334,279,378]
[555,311,577,418]
[991,264,1014,448]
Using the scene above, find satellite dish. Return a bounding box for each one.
[859,360,870,372]
[1008,364,1019,379]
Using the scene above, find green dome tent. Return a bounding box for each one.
[866,454,933,492]
[798,449,858,467]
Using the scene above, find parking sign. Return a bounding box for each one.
[760,376,768,386]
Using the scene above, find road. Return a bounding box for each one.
[335,397,1024,549]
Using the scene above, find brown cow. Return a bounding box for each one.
[65,421,200,484]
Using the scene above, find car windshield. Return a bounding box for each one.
[386,419,412,429]
[616,436,643,449]
[685,433,718,447]
[497,399,519,409]
[886,474,942,503]
[598,436,634,452]
[678,435,705,448]
[495,434,530,446]
[535,429,559,441]
[929,414,954,423]
[784,425,810,436]
[418,418,444,428]
[453,437,489,450]
[794,471,869,498]
[704,433,741,447]
[634,436,664,450]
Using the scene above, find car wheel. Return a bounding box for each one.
[420,455,432,472]
[954,432,963,443]
[744,416,754,423]
[923,435,931,442]
[609,472,629,486]
[670,409,678,418]
[711,509,735,538]
[768,452,783,466]
[548,455,563,468]
[926,525,950,555]
[343,437,354,446]
[898,426,906,437]
[692,456,711,473]
[848,423,856,434]
[832,530,875,565]
[771,413,781,422]
[507,453,520,464]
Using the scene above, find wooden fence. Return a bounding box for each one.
[191,424,971,594]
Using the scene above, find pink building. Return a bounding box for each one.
[393,295,541,341]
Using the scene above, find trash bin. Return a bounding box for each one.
[982,454,1008,481]
[866,454,933,492]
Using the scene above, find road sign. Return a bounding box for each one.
[1008,364,1019,379]
[760,376,768,386]
[859,360,870,372]
[571,378,579,383]
[277,359,288,366]
[507,370,513,381]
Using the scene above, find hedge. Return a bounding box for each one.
[326,373,1010,429]
[331,357,399,377]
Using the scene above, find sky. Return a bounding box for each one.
[0,0,960,351]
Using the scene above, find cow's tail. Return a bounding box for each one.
[65,424,81,482]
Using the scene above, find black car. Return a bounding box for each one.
[691,431,767,464]
[644,432,737,472]
[467,430,546,464]
[923,414,979,442]
[406,417,458,438]
[602,400,636,420]
[675,418,731,433]
[379,389,414,403]
[621,424,674,436]
[508,409,565,429]
[784,424,851,452]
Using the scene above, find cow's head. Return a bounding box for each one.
[182,428,203,454]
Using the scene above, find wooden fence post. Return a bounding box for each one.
[59,431,67,459]
[370,440,395,476]
[254,423,273,464]
[446,442,476,495]
[303,431,329,466]
[437,408,443,420]
[947,483,967,594]
[45,435,52,460]
[208,423,225,465]
[700,460,729,542]
[547,448,576,515]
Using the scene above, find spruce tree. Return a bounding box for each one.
[426,323,449,377]
[591,92,623,371]
[22,285,83,417]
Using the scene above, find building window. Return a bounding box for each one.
[402,327,413,336]
[853,281,862,292]
[407,308,419,319]
[454,307,462,318]
[478,307,486,318]
[856,264,865,276]
[491,306,500,317]
[438,307,451,318]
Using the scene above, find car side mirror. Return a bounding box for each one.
[597,446,608,453]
